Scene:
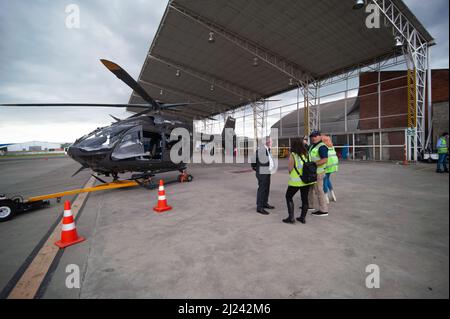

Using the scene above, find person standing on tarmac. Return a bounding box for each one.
[436,132,449,173]
[252,136,276,215]
[308,131,329,217]
[283,139,316,224]
[321,135,339,203]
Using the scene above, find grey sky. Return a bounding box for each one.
[0,0,448,143]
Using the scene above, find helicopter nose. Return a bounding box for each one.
[67,145,84,162]
[67,145,77,158]
[66,145,91,166]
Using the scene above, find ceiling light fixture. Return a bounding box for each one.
[208,31,215,43]
[394,36,404,47]
[353,0,365,10]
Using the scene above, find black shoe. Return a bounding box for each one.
[445,170,449,173]
[257,209,270,215]
[436,170,444,173]
[312,211,328,217]
[264,204,275,209]
[282,218,295,224]
[296,217,306,224]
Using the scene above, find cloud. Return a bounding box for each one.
[403,0,449,69]
[0,0,167,143]
[0,0,448,143]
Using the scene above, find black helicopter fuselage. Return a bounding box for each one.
[67,114,192,177]
[1,59,237,179]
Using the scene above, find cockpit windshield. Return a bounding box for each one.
[76,125,132,151]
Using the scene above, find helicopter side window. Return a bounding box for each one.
[140,131,162,160]
[111,127,145,160]
[77,125,131,152]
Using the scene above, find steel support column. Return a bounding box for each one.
[425,47,433,151]
[371,0,431,161]
[302,82,319,136]
[252,101,266,142]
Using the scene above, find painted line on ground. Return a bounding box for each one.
[5,176,96,299]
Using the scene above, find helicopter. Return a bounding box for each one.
[1,59,237,185]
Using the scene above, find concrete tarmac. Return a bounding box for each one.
[0,156,91,295]
[0,157,448,298]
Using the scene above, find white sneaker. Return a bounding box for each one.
[330,190,337,202]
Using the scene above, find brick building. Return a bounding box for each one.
[359,69,449,159]
[272,69,449,161]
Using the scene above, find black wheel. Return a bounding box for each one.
[187,175,193,182]
[145,181,156,190]
[0,200,16,222]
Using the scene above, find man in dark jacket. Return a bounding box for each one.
[252,136,275,215]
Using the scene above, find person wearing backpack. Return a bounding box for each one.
[283,139,316,224]
[308,131,329,217]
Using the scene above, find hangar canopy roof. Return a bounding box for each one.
[129,0,434,120]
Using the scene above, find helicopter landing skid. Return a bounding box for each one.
[178,171,193,183]
[131,173,157,189]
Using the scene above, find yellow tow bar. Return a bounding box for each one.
[26,180,139,203]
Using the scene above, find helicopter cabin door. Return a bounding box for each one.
[111,126,162,162]
[141,130,163,161]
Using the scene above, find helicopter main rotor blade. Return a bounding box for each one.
[109,114,122,122]
[127,107,217,121]
[0,103,153,108]
[160,102,226,108]
[127,109,155,119]
[1,102,218,121]
[160,103,192,109]
[100,59,160,110]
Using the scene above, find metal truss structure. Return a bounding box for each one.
[317,52,406,88]
[169,2,313,85]
[142,0,434,162]
[147,55,260,105]
[251,100,266,142]
[301,82,320,136]
[170,1,320,139]
[371,0,431,161]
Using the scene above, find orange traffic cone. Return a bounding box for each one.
[55,201,85,248]
[153,180,172,213]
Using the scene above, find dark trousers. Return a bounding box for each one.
[256,172,271,210]
[285,185,311,220]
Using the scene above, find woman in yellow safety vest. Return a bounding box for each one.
[436,132,449,173]
[284,138,316,224]
[321,135,339,202]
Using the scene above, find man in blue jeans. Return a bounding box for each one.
[436,132,449,173]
